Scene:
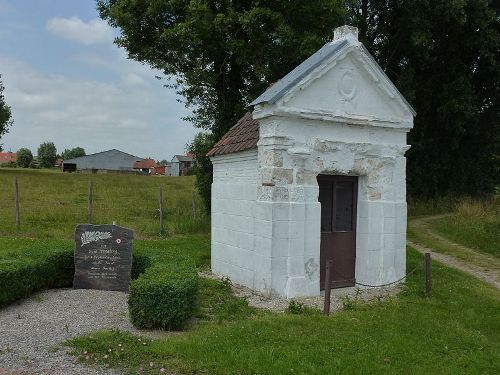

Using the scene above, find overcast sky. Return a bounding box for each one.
[0,0,198,160]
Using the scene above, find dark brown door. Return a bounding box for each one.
[318,175,358,289]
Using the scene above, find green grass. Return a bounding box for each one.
[408,197,500,270]
[430,199,499,258]
[0,168,209,239]
[0,237,71,260]
[0,235,211,268]
[67,248,500,375]
[407,196,457,217]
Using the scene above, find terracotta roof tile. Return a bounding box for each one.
[133,159,157,169]
[207,112,259,157]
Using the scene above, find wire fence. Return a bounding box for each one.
[331,266,419,288]
[0,172,209,239]
[323,254,432,315]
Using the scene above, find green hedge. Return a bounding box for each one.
[1,242,198,330]
[0,249,153,307]
[0,248,74,307]
[128,257,198,330]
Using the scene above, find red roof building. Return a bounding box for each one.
[0,152,16,165]
[133,158,157,174]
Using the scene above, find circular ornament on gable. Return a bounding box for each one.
[339,71,356,101]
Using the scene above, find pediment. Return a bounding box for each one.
[279,49,413,127]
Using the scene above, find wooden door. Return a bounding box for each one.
[318,175,358,289]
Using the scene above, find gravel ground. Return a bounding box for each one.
[200,272,402,313]
[0,288,155,375]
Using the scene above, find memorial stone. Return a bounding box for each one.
[73,224,133,292]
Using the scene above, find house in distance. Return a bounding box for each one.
[0,151,16,166]
[169,154,194,176]
[207,25,415,298]
[133,159,157,174]
[62,149,144,173]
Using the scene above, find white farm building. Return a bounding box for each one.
[207,26,415,298]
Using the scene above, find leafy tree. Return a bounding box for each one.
[37,142,57,168]
[0,74,13,151]
[16,148,33,168]
[187,132,216,210]
[347,0,500,197]
[62,147,86,160]
[98,0,344,210]
[158,159,169,166]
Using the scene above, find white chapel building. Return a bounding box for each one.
[207,25,415,298]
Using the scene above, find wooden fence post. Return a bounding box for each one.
[192,191,197,220]
[425,252,432,294]
[87,180,93,224]
[323,260,333,315]
[158,186,164,233]
[13,176,20,229]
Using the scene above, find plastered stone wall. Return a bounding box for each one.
[211,150,259,288]
[251,116,410,297]
[211,116,410,298]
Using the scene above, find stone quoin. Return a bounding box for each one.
[207,25,415,298]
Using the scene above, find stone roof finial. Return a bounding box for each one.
[334,25,359,41]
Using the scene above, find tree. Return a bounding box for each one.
[62,147,86,160]
[347,0,500,197]
[187,132,216,210]
[16,148,33,168]
[37,142,57,168]
[0,74,13,151]
[98,0,344,210]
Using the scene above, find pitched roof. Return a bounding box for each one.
[172,155,193,162]
[249,38,416,116]
[63,149,143,164]
[0,152,16,163]
[133,159,157,169]
[206,112,259,157]
[250,40,348,107]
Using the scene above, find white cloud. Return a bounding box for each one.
[46,17,114,45]
[0,56,198,160]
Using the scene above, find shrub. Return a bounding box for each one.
[128,256,198,330]
[130,253,152,279]
[0,247,153,307]
[0,248,74,307]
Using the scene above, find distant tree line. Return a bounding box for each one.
[1,143,86,169]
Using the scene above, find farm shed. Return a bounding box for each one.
[62,149,144,173]
[169,155,194,176]
[207,26,415,298]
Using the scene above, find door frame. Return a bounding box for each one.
[317,174,358,289]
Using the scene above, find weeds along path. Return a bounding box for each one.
[408,215,500,289]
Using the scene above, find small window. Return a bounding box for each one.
[334,181,354,231]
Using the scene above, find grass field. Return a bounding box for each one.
[0,168,209,239]
[407,197,500,272]
[431,198,499,258]
[67,248,500,375]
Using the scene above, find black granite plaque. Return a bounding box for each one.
[73,224,133,292]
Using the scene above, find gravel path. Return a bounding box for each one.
[0,288,156,375]
[408,215,500,289]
